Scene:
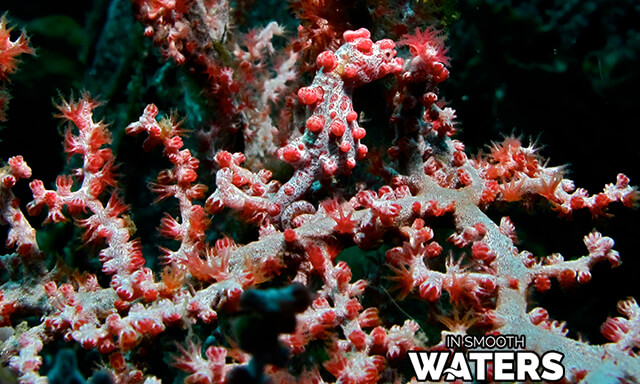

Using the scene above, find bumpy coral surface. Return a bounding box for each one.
[0,1,639,383]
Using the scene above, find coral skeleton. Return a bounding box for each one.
[0,2,638,383]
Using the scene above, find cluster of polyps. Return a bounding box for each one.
[205,28,404,226]
[273,29,404,216]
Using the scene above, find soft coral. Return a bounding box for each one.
[0,14,33,80]
[0,14,33,121]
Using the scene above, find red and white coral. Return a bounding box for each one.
[0,8,638,384]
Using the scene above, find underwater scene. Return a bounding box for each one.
[0,0,639,382]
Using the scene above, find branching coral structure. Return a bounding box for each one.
[0,2,639,383]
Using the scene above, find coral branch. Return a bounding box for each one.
[0,5,637,383]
